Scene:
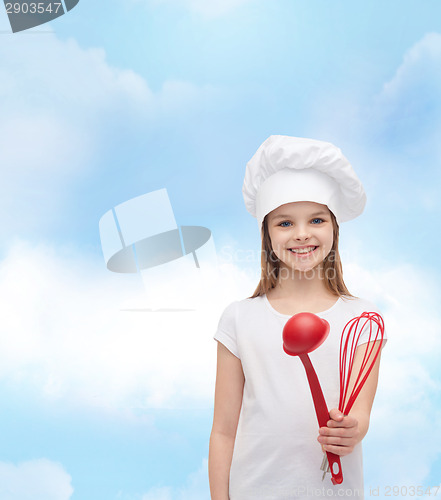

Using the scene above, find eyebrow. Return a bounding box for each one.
[271,211,329,221]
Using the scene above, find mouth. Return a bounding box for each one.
[288,246,318,257]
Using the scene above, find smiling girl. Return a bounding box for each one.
[208,136,387,500]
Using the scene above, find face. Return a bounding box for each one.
[267,201,334,275]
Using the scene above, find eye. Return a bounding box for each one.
[311,218,324,224]
[279,221,292,227]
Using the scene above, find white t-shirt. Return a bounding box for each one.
[213,294,387,500]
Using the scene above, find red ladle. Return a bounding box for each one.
[283,312,343,485]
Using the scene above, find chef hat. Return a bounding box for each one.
[242,135,367,233]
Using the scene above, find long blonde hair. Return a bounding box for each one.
[249,209,357,299]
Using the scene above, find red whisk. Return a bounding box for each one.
[321,311,385,481]
[339,312,385,414]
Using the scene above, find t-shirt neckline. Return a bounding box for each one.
[263,294,342,318]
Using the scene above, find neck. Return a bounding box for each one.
[273,264,331,300]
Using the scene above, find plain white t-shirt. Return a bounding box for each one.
[213,294,387,500]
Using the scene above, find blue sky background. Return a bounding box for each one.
[1,1,441,499]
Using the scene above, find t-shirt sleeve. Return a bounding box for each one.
[213,301,240,359]
[355,305,387,349]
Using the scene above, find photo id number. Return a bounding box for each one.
[5,2,63,14]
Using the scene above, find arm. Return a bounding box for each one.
[317,340,384,456]
[209,342,245,500]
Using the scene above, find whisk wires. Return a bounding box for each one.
[339,312,385,414]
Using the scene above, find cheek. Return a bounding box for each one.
[271,245,283,258]
[323,230,334,248]
[269,233,282,251]
[271,243,287,263]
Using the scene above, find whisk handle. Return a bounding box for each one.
[299,354,343,485]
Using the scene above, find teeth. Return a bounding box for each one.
[289,246,316,254]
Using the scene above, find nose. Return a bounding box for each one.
[293,223,311,241]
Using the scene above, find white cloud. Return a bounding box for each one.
[0,33,149,237]
[376,32,441,116]
[141,458,208,500]
[367,32,441,171]
[0,32,227,238]
[0,459,73,500]
[0,239,253,410]
[310,32,441,145]
[307,32,441,215]
[0,35,149,166]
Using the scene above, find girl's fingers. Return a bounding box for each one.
[319,410,360,456]
[317,434,356,447]
[321,443,354,457]
[319,426,359,439]
[328,408,344,421]
[327,415,358,428]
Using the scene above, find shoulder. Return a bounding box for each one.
[339,295,385,317]
[218,295,264,320]
[214,296,265,358]
[338,295,388,344]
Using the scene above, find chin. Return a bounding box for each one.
[295,267,315,274]
[295,261,324,274]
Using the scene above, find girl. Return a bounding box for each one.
[208,136,387,500]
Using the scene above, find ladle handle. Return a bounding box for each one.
[299,354,343,485]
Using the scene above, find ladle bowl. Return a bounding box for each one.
[283,312,330,356]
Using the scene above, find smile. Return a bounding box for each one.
[288,246,318,257]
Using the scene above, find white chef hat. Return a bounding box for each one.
[242,135,367,234]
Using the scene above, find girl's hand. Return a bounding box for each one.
[317,408,360,457]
